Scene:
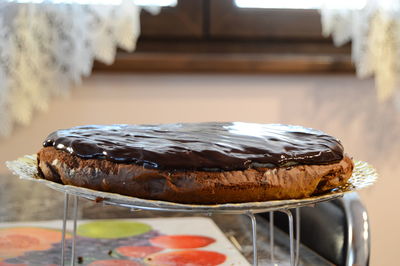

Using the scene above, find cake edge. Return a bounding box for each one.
[37,147,354,204]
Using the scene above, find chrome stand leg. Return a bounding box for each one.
[280,209,295,266]
[246,212,258,266]
[269,211,275,264]
[295,208,300,266]
[61,193,69,266]
[71,196,78,266]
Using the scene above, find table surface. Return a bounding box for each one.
[0,174,333,265]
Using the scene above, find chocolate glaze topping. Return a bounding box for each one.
[43,122,344,171]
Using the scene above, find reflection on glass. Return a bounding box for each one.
[235,0,366,10]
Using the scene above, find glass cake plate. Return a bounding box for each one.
[6,155,377,266]
[6,155,377,215]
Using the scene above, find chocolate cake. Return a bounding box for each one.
[37,122,354,204]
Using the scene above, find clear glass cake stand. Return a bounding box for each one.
[7,157,377,266]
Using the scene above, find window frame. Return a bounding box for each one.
[93,0,353,73]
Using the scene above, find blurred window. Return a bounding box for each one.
[235,0,366,9]
[93,0,353,73]
[9,0,177,6]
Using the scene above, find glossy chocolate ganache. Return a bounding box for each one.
[43,122,344,171]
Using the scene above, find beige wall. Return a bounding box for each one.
[1,73,398,265]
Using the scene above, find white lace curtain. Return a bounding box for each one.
[321,0,400,102]
[0,0,157,137]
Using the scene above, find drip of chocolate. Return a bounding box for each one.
[43,122,344,171]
